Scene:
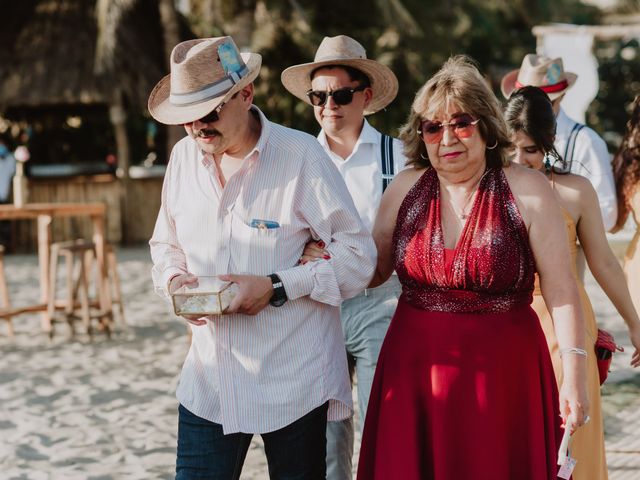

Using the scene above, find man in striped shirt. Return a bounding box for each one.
[282,35,405,480]
[148,36,376,478]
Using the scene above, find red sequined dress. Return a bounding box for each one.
[357,167,564,480]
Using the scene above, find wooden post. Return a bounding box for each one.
[109,91,131,244]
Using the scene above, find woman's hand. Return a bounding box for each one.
[627,321,640,368]
[559,374,590,433]
[299,239,330,265]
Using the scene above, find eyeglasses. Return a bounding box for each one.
[306,84,368,107]
[417,113,480,144]
[196,102,226,124]
[194,94,237,124]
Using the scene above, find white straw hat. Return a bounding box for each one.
[501,54,577,100]
[148,36,262,125]
[281,35,398,115]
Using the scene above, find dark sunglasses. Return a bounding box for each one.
[193,93,239,124]
[417,113,480,144]
[306,84,368,107]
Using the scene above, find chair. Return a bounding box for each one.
[0,245,14,336]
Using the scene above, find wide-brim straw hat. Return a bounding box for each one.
[281,35,398,115]
[148,36,262,125]
[501,54,577,100]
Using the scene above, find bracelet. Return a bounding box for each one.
[559,347,588,357]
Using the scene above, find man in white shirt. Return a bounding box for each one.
[148,36,376,479]
[501,54,617,231]
[282,35,405,480]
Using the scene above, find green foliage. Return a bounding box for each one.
[209,0,605,138]
[587,39,640,150]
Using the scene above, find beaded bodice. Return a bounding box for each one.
[393,167,535,313]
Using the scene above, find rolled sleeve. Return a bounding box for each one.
[277,146,376,305]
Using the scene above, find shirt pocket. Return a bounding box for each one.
[230,214,281,275]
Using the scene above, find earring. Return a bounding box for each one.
[544,154,552,172]
[486,140,498,150]
[420,153,428,160]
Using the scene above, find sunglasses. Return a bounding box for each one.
[417,114,480,144]
[193,93,239,124]
[306,84,368,107]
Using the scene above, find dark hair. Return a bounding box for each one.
[310,64,371,88]
[504,86,563,171]
[612,95,640,231]
[399,55,511,169]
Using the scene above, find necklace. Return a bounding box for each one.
[449,170,488,220]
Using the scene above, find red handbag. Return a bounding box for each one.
[595,329,624,385]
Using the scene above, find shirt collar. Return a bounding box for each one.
[199,105,270,167]
[317,118,379,155]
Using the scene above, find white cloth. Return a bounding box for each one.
[0,152,16,201]
[555,108,617,231]
[149,107,376,434]
[317,119,406,232]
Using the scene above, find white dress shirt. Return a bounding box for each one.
[150,107,376,434]
[555,108,617,231]
[318,120,406,232]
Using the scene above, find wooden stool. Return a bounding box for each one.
[85,243,125,325]
[47,239,103,337]
[0,245,14,336]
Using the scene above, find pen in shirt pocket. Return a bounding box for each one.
[250,219,280,230]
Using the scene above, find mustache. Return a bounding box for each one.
[193,128,221,138]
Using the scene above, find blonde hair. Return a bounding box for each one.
[400,55,511,169]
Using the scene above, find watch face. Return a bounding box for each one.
[270,297,287,307]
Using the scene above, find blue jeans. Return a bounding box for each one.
[325,276,401,480]
[176,402,328,479]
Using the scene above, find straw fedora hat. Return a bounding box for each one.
[148,36,262,125]
[501,54,577,100]
[281,35,398,115]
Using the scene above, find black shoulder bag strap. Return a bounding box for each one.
[380,133,395,192]
[561,122,585,173]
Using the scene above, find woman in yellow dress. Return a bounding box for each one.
[505,86,640,480]
[613,95,640,316]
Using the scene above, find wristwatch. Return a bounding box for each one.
[268,274,288,307]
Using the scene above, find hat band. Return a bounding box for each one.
[515,79,569,94]
[169,65,249,106]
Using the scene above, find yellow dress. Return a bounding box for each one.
[532,209,607,480]
[624,188,640,315]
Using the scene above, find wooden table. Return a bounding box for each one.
[0,202,112,332]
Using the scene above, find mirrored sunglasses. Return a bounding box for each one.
[417,114,480,144]
[306,84,368,107]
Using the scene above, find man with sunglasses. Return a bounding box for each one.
[148,36,376,478]
[282,35,405,480]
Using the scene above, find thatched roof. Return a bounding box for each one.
[0,0,167,112]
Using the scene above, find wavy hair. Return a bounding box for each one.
[613,95,640,231]
[399,55,511,169]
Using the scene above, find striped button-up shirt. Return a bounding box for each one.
[150,107,376,434]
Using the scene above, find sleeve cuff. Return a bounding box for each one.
[154,266,186,299]
[275,265,315,301]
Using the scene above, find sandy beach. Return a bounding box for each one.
[1,244,638,479]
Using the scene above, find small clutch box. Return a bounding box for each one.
[171,276,238,316]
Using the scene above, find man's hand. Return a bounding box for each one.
[219,274,274,315]
[168,273,208,326]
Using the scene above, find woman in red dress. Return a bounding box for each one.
[356,56,589,480]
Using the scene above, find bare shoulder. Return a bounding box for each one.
[552,173,599,217]
[387,166,427,197]
[552,172,595,196]
[502,163,551,197]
